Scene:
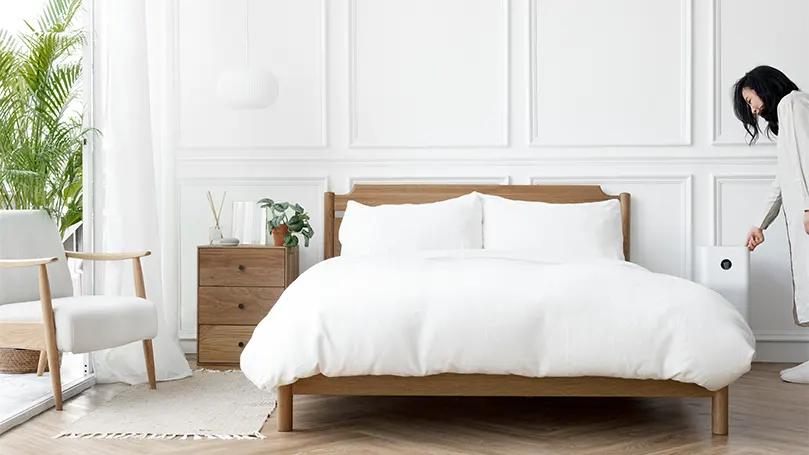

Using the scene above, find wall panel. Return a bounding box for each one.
[176,0,326,149]
[349,0,509,147]
[712,0,809,145]
[530,0,690,146]
[712,174,797,340]
[176,178,326,338]
[531,176,693,279]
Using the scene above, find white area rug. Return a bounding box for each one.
[56,370,277,440]
[0,373,59,421]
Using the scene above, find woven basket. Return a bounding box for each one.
[0,348,61,375]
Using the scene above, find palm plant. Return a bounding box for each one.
[0,0,92,239]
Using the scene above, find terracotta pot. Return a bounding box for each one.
[272,224,289,246]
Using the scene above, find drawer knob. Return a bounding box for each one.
[238,303,245,309]
[238,265,245,271]
[238,341,245,348]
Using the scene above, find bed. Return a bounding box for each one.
[239,184,756,435]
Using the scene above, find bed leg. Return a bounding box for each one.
[277,385,293,432]
[712,387,729,435]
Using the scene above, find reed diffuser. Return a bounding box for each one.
[206,190,226,244]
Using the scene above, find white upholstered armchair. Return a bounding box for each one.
[0,210,158,410]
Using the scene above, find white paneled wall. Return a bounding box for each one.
[350,0,509,147]
[532,175,694,279]
[530,0,690,146]
[713,0,809,145]
[712,175,800,340]
[154,0,809,360]
[176,178,326,339]
[176,0,326,148]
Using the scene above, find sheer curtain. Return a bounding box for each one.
[91,0,191,384]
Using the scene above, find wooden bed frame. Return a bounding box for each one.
[276,184,729,435]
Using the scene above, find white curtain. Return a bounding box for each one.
[91,0,191,384]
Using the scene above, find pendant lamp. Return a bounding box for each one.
[215,1,279,109]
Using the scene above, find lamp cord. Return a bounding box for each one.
[245,0,250,65]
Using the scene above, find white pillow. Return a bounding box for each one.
[338,192,483,256]
[480,193,625,262]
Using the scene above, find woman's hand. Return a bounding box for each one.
[805,211,809,234]
[746,226,765,251]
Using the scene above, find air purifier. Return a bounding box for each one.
[696,246,750,321]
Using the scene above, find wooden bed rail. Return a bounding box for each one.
[276,375,728,435]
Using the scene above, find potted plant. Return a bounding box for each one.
[258,198,314,247]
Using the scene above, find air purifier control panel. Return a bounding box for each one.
[696,246,750,321]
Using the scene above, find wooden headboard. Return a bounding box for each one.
[324,184,631,261]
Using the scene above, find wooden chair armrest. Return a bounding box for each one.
[0,257,58,268]
[65,251,151,300]
[65,251,151,261]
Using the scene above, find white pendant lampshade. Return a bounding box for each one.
[216,67,279,109]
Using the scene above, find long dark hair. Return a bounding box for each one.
[733,65,799,144]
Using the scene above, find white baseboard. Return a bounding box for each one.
[180,339,196,355]
[755,341,809,363]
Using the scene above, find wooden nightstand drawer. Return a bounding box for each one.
[197,325,256,365]
[199,248,286,287]
[198,286,284,325]
[197,244,299,369]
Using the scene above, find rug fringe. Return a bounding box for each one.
[54,431,266,440]
[194,368,241,374]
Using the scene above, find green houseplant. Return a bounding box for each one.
[0,0,93,239]
[0,0,89,374]
[258,198,314,247]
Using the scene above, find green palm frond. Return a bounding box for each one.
[34,0,83,34]
[0,0,91,238]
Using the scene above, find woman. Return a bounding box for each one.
[738,65,809,384]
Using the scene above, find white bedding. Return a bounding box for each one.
[240,250,756,392]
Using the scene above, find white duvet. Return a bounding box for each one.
[240,251,756,392]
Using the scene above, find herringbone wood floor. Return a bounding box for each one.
[0,362,807,455]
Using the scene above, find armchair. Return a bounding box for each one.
[0,210,157,411]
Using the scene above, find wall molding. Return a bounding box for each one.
[529,0,692,147]
[348,0,510,148]
[531,175,694,279]
[174,153,779,166]
[755,331,809,342]
[710,0,722,144]
[348,176,510,189]
[174,0,328,150]
[710,0,775,147]
[710,173,776,245]
[176,176,329,339]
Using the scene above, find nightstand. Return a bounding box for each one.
[196,244,299,369]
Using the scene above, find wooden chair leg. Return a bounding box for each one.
[38,265,63,411]
[45,345,63,410]
[133,258,157,390]
[712,387,729,435]
[36,350,47,377]
[277,385,293,432]
[143,339,156,390]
